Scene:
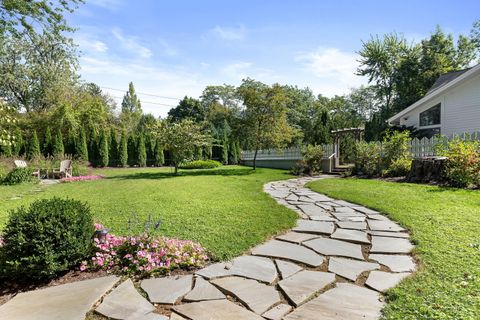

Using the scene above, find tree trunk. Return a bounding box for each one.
[174,163,179,175]
[253,148,258,170]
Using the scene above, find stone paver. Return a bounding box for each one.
[337,221,367,230]
[251,239,324,267]
[351,206,380,215]
[210,277,281,314]
[183,277,225,301]
[173,299,264,320]
[0,276,119,320]
[278,270,336,306]
[284,283,384,320]
[328,257,380,281]
[261,303,293,320]
[128,314,168,320]
[365,271,411,292]
[303,237,364,260]
[368,230,410,238]
[141,275,193,304]
[276,231,319,244]
[369,254,416,272]
[331,228,370,244]
[96,279,156,319]
[368,220,405,232]
[292,219,335,235]
[297,204,331,218]
[370,236,414,254]
[275,259,303,279]
[169,313,187,320]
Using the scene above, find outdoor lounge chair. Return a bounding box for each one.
[53,160,73,178]
[14,160,41,179]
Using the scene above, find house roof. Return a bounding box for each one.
[388,64,480,124]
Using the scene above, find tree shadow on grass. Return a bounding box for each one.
[107,167,258,180]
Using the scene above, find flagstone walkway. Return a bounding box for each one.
[0,176,416,320]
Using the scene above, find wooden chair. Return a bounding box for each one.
[53,160,73,178]
[14,160,40,179]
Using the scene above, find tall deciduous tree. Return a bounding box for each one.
[168,96,205,123]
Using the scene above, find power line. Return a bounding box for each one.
[101,86,181,101]
[110,95,177,108]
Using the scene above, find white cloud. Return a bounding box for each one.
[89,0,123,10]
[210,25,246,40]
[112,28,152,59]
[221,61,252,79]
[75,32,108,54]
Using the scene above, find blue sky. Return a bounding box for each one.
[67,0,480,117]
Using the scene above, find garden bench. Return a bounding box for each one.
[53,160,73,178]
[14,160,41,179]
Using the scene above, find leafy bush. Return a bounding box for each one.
[180,159,222,169]
[302,145,324,175]
[354,141,382,176]
[382,130,412,167]
[72,160,89,176]
[436,138,480,187]
[291,160,308,176]
[0,198,94,280]
[2,167,36,185]
[383,158,412,177]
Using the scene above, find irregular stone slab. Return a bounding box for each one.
[297,204,330,218]
[284,283,384,320]
[368,220,405,232]
[331,211,364,220]
[309,215,337,222]
[195,262,231,279]
[365,271,411,292]
[370,236,414,254]
[303,238,364,260]
[127,313,168,320]
[276,231,319,244]
[328,257,379,281]
[366,214,391,221]
[337,221,367,230]
[0,276,119,320]
[343,216,366,222]
[173,299,263,320]
[170,313,188,320]
[275,259,303,279]
[96,279,156,320]
[307,194,334,202]
[368,230,410,238]
[333,200,358,207]
[252,240,324,267]
[210,277,281,314]
[292,220,334,235]
[141,275,193,304]
[278,271,335,306]
[316,203,334,211]
[298,196,316,203]
[334,206,358,213]
[369,254,416,272]
[351,206,380,215]
[183,277,225,301]
[285,194,299,201]
[331,228,370,244]
[262,303,293,320]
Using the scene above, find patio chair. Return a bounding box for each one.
[53,160,73,178]
[14,160,41,179]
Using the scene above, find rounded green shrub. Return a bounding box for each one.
[179,159,222,169]
[0,198,94,281]
[2,167,36,185]
[383,158,412,177]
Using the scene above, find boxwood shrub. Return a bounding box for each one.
[2,167,36,185]
[0,198,94,281]
[179,159,222,169]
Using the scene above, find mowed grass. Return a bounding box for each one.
[307,178,480,320]
[0,166,297,260]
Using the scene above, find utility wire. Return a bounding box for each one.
[101,86,181,101]
[109,95,177,108]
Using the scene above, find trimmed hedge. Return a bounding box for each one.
[179,159,222,169]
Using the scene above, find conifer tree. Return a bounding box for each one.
[220,136,228,164]
[65,130,76,156]
[195,146,203,160]
[119,131,128,167]
[154,138,164,166]
[53,129,64,158]
[137,133,147,167]
[109,128,118,167]
[77,127,89,161]
[228,139,238,164]
[43,127,53,156]
[1,143,12,157]
[13,128,24,156]
[99,129,109,167]
[89,129,98,165]
[127,134,137,166]
[28,130,41,159]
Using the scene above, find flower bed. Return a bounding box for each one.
[61,175,104,183]
[80,224,209,276]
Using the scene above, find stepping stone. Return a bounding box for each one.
[370,236,414,254]
[368,230,410,238]
[196,263,231,279]
[337,221,367,230]
[276,231,318,244]
[0,276,119,320]
[368,220,405,232]
[298,196,316,203]
[328,257,379,281]
[283,283,384,320]
[366,214,391,221]
[141,275,193,304]
[170,313,188,320]
[252,240,324,267]
[173,299,263,320]
[365,271,411,292]
[275,260,303,279]
[297,204,330,218]
[309,215,337,222]
[334,206,358,213]
[285,194,299,201]
[269,191,290,199]
[96,279,156,320]
[369,254,416,272]
[316,203,333,211]
[262,303,293,320]
[343,216,366,222]
[331,211,364,221]
[278,270,336,306]
[184,277,225,301]
[331,228,370,244]
[351,206,379,215]
[303,238,364,260]
[210,277,281,315]
[128,314,168,320]
[292,220,334,235]
[333,200,358,207]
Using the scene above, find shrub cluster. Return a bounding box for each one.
[2,167,36,185]
[180,159,222,169]
[0,198,94,281]
[353,141,382,176]
[291,145,324,176]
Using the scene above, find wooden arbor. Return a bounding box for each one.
[331,127,364,168]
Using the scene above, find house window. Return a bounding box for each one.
[415,127,441,139]
[419,103,441,127]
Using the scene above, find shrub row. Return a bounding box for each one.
[179,159,222,169]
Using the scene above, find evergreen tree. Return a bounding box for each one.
[13,128,24,156]
[65,130,76,156]
[109,128,118,167]
[154,138,164,166]
[137,133,147,167]
[52,129,64,158]
[89,129,98,165]
[235,140,242,163]
[220,135,228,164]
[99,129,109,167]
[127,134,137,166]
[194,146,203,160]
[43,126,53,156]
[145,133,155,166]
[28,130,41,159]
[204,145,212,159]
[119,131,128,167]
[77,127,89,161]
[228,139,238,164]
[120,82,143,132]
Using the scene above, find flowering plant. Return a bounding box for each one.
[61,175,104,183]
[80,224,209,276]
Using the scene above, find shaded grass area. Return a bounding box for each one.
[307,178,480,320]
[0,166,296,260]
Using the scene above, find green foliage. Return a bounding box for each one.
[127,134,137,166]
[137,134,147,167]
[154,138,164,166]
[76,127,89,161]
[382,130,412,167]
[179,160,222,169]
[43,127,53,156]
[72,160,89,177]
[120,82,142,132]
[13,128,24,156]
[109,129,118,167]
[220,138,228,165]
[354,141,382,176]
[168,96,205,123]
[228,139,239,165]
[119,132,128,167]
[0,143,12,157]
[0,198,94,281]
[291,161,308,176]
[382,158,412,177]
[98,130,109,167]
[302,145,324,175]
[2,167,36,185]
[27,130,41,160]
[52,130,64,158]
[436,137,480,188]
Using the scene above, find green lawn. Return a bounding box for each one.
[307,178,480,320]
[0,166,297,260]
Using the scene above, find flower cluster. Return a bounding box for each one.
[0,236,4,248]
[61,175,104,183]
[80,224,209,276]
